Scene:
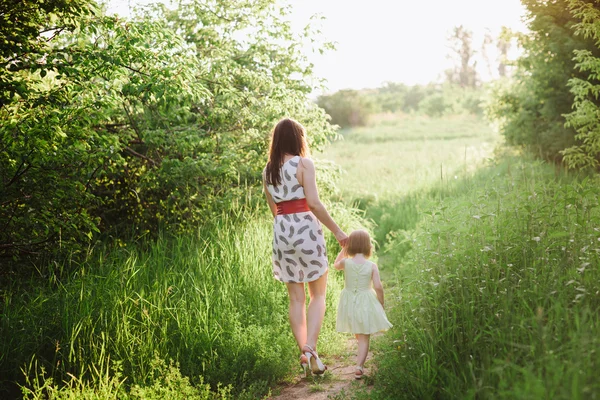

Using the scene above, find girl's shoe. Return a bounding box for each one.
[354,366,364,379]
[300,354,308,377]
[302,345,327,375]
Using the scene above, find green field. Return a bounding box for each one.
[321,115,600,399]
[5,1,600,398]
[319,114,500,259]
[4,114,600,399]
[2,210,363,399]
[320,114,499,201]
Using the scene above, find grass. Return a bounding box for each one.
[1,206,363,399]
[370,157,600,399]
[319,114,600,399]
[5,112,598,399]
[320,114,499,202]
[319,114,499,254]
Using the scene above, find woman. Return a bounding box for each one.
[263,118,348,375]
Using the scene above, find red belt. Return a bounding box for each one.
[276,198,310,215]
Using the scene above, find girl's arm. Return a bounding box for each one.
[262,172,277,218]
[298,158,348,246]
[372,263,385,307]
[333,248,347,270]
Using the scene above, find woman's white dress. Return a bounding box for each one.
[266,156,328,283]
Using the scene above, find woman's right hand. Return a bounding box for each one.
[334,230,348,247]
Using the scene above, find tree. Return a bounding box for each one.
[486,0,600,162]
[317,89,372,128]
[481,29,495,78]
[0,0,336,265]
[497,27,513,78]
[562,0,600,169]
[0,0,96,107]
[445,25,478,88]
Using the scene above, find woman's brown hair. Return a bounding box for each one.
[346,230,373,258]
[265,118,309,186]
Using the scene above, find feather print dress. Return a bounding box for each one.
[266,156,328,283]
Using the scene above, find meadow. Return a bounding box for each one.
[320,114,499,254]
[321,115,600,399]
[3,113,600,399]
[322,114,499,200]
[1,205,361,399]
[5,1,600,399]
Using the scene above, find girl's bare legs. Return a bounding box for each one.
[355,334,370,367]
[285,282,307,352]
[306,271,328,350]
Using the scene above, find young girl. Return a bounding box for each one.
[334,229,392,379]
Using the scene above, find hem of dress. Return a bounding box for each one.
[273,268,328,284]
[335,326,392,335]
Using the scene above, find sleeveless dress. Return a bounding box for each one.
[266,156,328,283]
[336,259,393,334]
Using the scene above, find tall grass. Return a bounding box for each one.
[321,115,600,397]
[1,207,359,398]
[319,114,498,255]
[369,157,600,399]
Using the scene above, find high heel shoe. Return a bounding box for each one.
[300,354,308,377]
[354,366,364,379]
[302,345,327,375]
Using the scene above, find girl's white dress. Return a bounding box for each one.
[336,259,393,335]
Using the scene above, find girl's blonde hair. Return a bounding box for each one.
[346,229,372,258]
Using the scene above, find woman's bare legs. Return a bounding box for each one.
[306,271,328,350]
[355,334,370,367]
[285,282,307,352]
[285,271,328,355]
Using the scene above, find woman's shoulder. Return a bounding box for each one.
[298,157,314,170]
[298,156,313,164]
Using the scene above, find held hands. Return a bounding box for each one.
[334,230,348,247]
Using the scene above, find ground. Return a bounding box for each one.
[268,337,378,400]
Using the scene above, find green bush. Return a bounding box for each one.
[320,83,484,122]
[317,89,374,128]
[0,0,335,266]
[418,93,447,117]
[486,0,600,163]
[21,356,232,400]
[370,157,600,399]
[562,0,600,170]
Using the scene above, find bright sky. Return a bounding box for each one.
[288,0,528,93]
[106,0,528,93]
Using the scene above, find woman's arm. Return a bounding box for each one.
[298,158,348,246]
[333,248,347,270]
[262,172,277,218]
[372,263,385,307]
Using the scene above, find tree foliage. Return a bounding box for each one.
[0,0,96,106]
[316,89,373,128]
[0,0,335,264]
[318,82,484,127]
[562,0,600,170]
[486,0,600,162]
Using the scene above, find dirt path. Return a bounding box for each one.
[268,340,373,400]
